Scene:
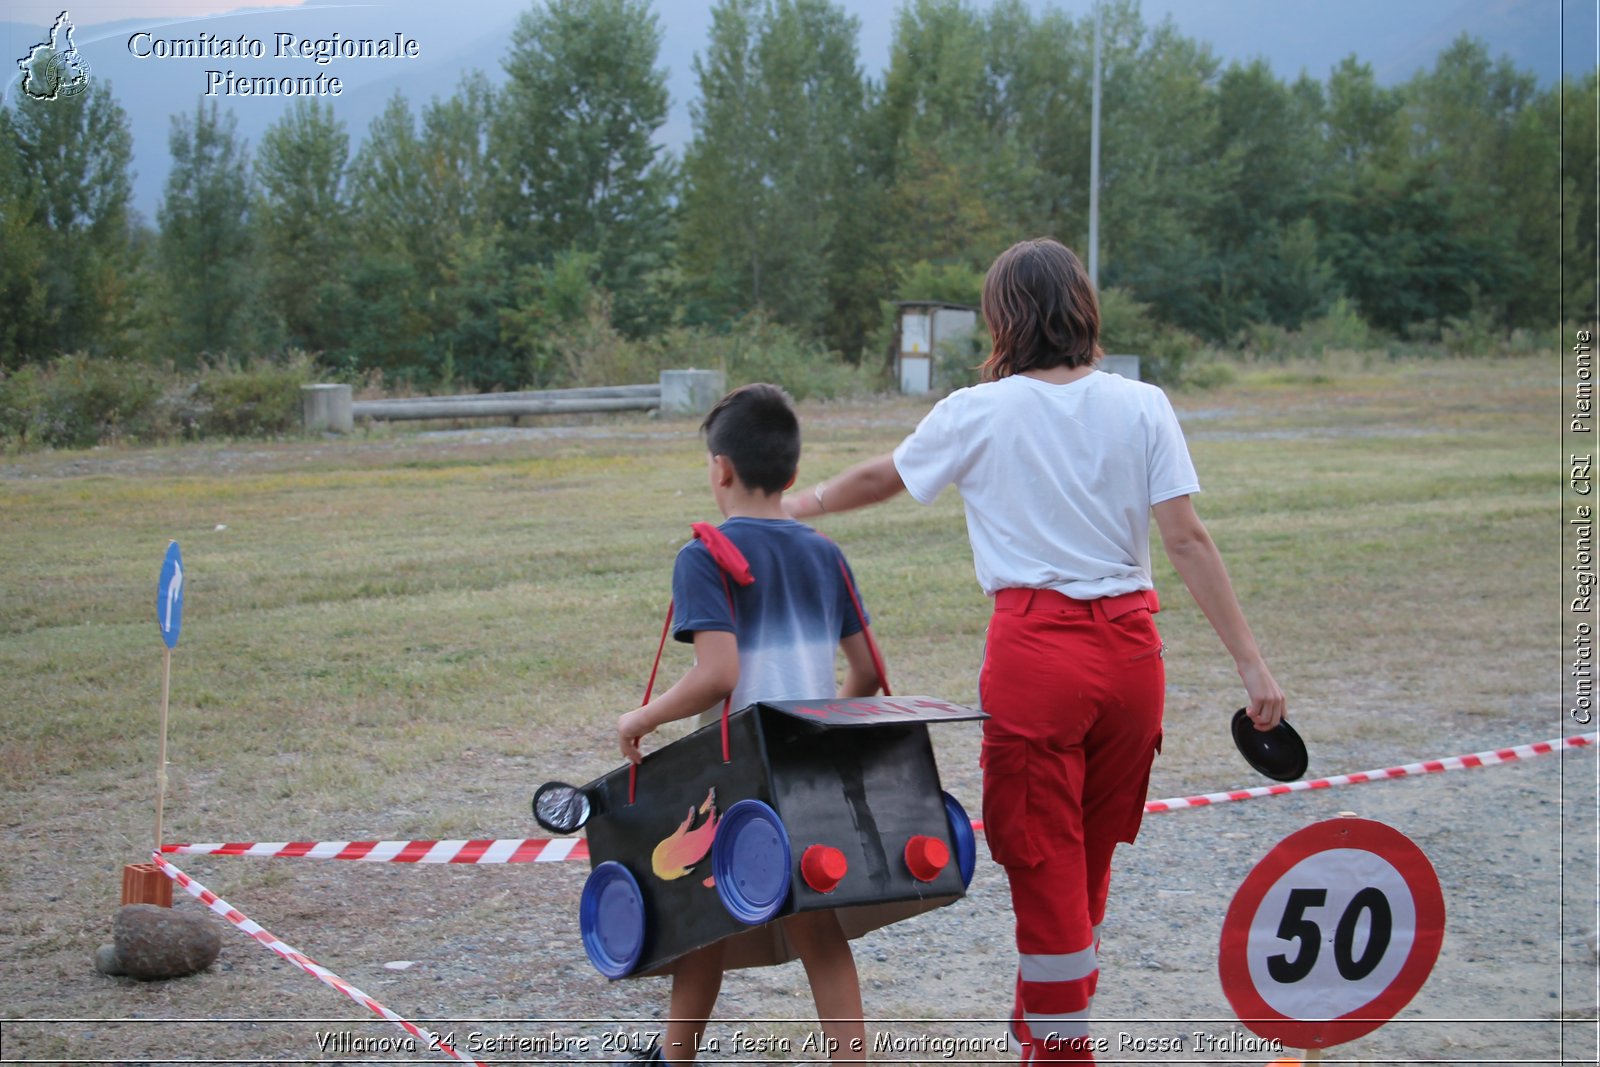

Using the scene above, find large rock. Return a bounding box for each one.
[95,904,221,980]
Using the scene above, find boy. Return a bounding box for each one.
[617,383,882,1065]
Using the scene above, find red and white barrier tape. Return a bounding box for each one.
[1141,731,1597,814]
[162,732,1596,862]
[150,853,486,1067]
[163,837,587,863]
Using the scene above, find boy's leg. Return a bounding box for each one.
[782,909,867,1061]
[663,942,724,1066]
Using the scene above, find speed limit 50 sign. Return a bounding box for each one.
[1219,818,1445,1050]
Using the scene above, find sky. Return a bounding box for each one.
[5,0,1594,219]
[9,0,305,19]
[10,0,1596,81]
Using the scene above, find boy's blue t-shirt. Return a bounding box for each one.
[671,517,868,712]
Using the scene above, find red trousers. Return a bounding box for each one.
[978,588,1166,1064]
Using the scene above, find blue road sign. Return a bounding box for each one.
[157,541,184,649]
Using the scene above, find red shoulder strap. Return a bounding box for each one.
[691,521,754,585]
[631,524,746,802]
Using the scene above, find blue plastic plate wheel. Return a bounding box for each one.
[712,799,792,925]
[942,791,977,888]
[579,861,646,979]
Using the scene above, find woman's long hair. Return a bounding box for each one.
[980,238,1102,381]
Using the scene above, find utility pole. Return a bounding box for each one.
[1088,0,1102,289]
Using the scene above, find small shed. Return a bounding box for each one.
[893,301,978,395]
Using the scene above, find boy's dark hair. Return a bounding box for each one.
[980,237,1102,381]
[701,383,801,495]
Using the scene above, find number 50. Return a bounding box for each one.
[1266,886,1393,984]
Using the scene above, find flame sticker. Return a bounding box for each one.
[651,787,719,881]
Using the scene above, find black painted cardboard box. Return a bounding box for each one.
[575,696,986,978]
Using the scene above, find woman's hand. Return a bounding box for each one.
[1239,659,1287,731]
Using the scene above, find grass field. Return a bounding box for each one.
[0,353,1588,1063]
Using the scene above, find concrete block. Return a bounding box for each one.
[659,369,725,417]
[301,383,353,434]
[1102,354,1142,381]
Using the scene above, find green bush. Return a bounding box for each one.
[545,295,677,389]
[1439,300,1504,357]
[190,353,318,437]
[713,319,883,403]
[896,260,984,308]
[0,351,324,450]
[1099,287,1203,386]
[1,354,169,448]
[934,322,989,390]
[1179,359,1239,390]
[1237,297,1382,362]
[0,365,45,447]
[662,316,882,401]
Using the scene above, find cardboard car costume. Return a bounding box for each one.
[539,695,986,980]
[534,516,983,979]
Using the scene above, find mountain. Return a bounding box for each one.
[2,0,1590,222]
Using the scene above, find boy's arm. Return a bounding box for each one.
[1152,495,1286,729]
[617,629,739,763]
[837,629,883,699]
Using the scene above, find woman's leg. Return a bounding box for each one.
[979,596,1164,1063]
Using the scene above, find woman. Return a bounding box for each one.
[785,237,1286,1062]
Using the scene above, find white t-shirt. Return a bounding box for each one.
[892,370,1200,598]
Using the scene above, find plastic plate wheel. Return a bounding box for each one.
[1230,708,1309,782]
[942,791,977,888]
[712,799,792,925]
[579,861,646,979]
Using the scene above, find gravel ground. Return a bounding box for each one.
[5,384,1595,1066]
[7,717,1594,1066]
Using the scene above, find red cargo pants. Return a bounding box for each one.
[978,588,1166,1064]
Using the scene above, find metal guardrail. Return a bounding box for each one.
[351,384,661,422]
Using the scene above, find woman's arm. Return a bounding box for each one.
[785,453,906,520]
[1152,495,1286,730]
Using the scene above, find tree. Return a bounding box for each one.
[1,78,138,360]
[1317,161,1499,334]
[254,100,351,355]
[986,0,1092,240]
[1402,36,1543,329]
[157,99,255,363]
[1094,7,1225,337]
[346,76,512,386]
[681,0,881,352]
[877,0,1017,268]
[1321,55,1406,179]
[1561,71,1599,323]
[1193,61,1333,336]
[493,0,674,336]
[0,109,53,368]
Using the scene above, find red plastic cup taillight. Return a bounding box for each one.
[904,835,949,882]
[801,844,848,893]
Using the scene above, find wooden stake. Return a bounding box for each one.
[155,644,171,851]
